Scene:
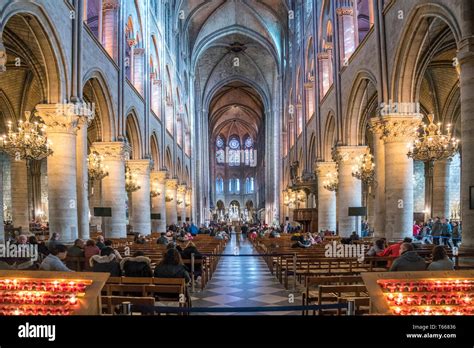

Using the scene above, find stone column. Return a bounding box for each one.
[177,184,187,224]
[10,159,29,232]
[150,171,164,231]
[334,146,367,237]
[369,118,386,238]
[432,159,451,219]
[91,141,130,238]
[36,104,81,243]
[89,179,102,227]
[165,178,178,226]
[380,114,422,240]
[151,170,167,232]
[133,48,145,94]
[315,161,337,232]
[76,106,94,240]
[459,37,474,249]
[102,0,119,60]
[186,189,192,221]
[127,159,151,235]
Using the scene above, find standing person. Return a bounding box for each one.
[431,217,442,245]
[413,222,421,239]
[440,218,452,246]
[451,221,461,247]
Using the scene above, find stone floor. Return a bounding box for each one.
[191,233,302,315]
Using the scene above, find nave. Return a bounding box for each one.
[192,233,301,315]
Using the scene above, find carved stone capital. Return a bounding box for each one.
[103,0,120,10]
[336,7,353,16]
[134,47,145,56]
[151,170,168,184]
[165,178,179,190]
[380,113,422,143]
[91,141,131,161]
[36,103,81,134]
[368,117,385,136]
[317,52,330,60]
[333,146,368,165]
[126,159,151,176]
[314,161,337,177]
[177,184,187,194]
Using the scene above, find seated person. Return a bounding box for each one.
[156,232,169,245]
[293,234,311,248]
[427,245,454,271]
[367,239,386,256]
[89,247,122,276]
[120,251,152,277]
[389,243,426,272]
[28,235,50,257]
[96,235,106,250]
[380,237,413,257]
[40,245,73,272]
[134,233,146,244]
[66,239,85,270]
[181,242,203,278]
[349,231,360,241]
[47,232,61,252]
[84,239,101,271]
[153,248,191,283]
[104,240,123,261]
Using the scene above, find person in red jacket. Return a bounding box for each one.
[380,237,413,257]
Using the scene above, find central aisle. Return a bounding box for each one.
[192,233,301,315]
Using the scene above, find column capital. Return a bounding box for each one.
[332,146,368,165]
[126,159,151,175]
[103,0,120,10]
[36,103,81,134]
[91,141,131,161]
[368,117,385,135]
[336,7,353,16]
[457,36,474,64]
[165,178,179,190]
[151,170,168,184]
[134,47,145,56]
[177,184,187,194]
[314,161,337,176]
[304,82,313,89]
[379,113,422,143]
[76,102,95,128]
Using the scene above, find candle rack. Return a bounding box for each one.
[0,271,109,315]
[362,271,474,315]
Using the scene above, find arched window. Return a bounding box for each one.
[216,135,225,163]
[235,178,240,193]
[246,177,255,193]
[244,136,254,166]
[216,177,224,194]
[228,136,241,166]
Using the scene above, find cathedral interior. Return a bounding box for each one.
[0,0,474,327]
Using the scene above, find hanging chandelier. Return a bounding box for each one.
[0,111,53,161]
[150,180,160,197]
[87,151,108,182]
[125,166,140,192]
[407,113,459,162]
[352,151,376,185]
[323,172,338,192]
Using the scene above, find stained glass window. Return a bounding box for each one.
[216,135,225,163]
[228,136,241,166]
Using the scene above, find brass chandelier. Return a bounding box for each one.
[0,111,53,161]
[352,150,376,185]
[407,114,459,162]
[323,172,338,192]
[87,151,108,182]
[125,166,140,192]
